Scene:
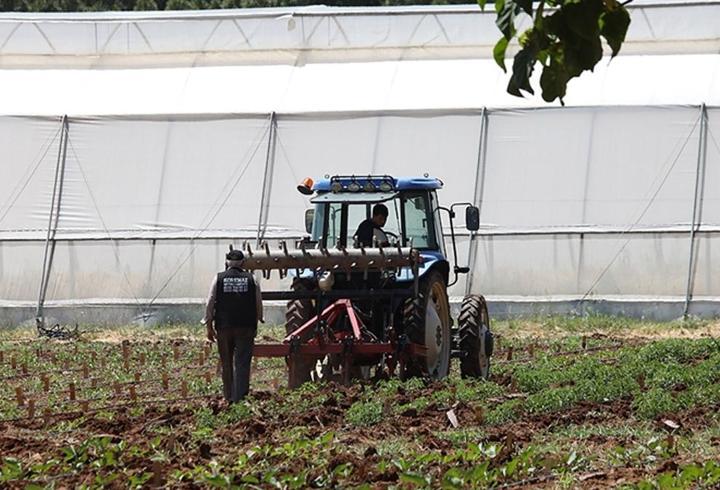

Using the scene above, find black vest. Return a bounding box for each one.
[214,268,257,330]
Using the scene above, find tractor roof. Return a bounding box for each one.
[313,175,443,193]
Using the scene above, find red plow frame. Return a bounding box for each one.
[253,298,425,384]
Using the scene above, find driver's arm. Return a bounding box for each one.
[373,227,390,246]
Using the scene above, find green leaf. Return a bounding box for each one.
[539,61,569,104]
[600,6,631,56]
[680,464,704,483]
[495,0,516,40]
[563,0,603,41]
[478,0,489,10]
[493,37,509,72]
[564,36,603,74]
[507,45,537,97]
[515,0,533,15]
[399,472,429,485]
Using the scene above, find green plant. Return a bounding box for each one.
[346,400,384,426]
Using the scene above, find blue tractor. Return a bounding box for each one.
[249,175,493,387]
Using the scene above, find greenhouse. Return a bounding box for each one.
[1,0,719,326]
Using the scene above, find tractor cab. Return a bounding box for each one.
[302,175,479,287]
[308,175,444,252]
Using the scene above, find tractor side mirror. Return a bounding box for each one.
[465,206,480,231]
[304,209,314,234]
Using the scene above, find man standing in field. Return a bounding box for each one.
[204,248,263,403]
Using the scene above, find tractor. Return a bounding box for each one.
[247,175,493,387]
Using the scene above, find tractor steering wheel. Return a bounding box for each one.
[383,231,399,246]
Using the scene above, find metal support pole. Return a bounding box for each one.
[146,120,174,298]
[256,112,277,248]
[36,115,69,325]
[465,108,489,296]
[683,104,708,319]
[577,111,597,295]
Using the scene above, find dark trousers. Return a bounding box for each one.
[216,328,255,402]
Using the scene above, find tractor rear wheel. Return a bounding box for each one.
[458,294,492,379]
[402,271,451,379]
[285,282,316,389]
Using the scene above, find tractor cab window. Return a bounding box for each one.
[310,203,325,245]
[311,197,410,248]
[345,203,369,247]
[383,200,402,245]
[403,192,437,249]
[326,202,343,248]
[346,201,401,247]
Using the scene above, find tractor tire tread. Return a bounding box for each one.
[285,283,316,388]
[458,294,491,379]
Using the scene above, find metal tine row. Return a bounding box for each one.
[235,239,416,280]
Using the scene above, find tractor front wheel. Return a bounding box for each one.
[458,294,493,379]
[402,271,451,379]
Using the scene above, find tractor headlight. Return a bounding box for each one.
[347,181,361,192]
[379,181,393,192]
[330,181,343,193]
[364,181,376,192]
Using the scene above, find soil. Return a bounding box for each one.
[1,335,718,488]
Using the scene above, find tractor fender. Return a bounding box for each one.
[416,250,450,286]
[421,259,450,286]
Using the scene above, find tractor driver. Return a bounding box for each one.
[354,203,389,248]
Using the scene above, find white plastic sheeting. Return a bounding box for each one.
[1,2,720,115]
[481,107,701,229]
[0,55,719,116]
[1,107,718,308]
[0,1,718,61]
[1,3,720,324]
[1,115,271,240]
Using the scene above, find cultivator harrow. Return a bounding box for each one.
[238,241,420,279]
[242,241,424,386]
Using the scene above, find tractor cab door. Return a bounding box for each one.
[400,191,442,252]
